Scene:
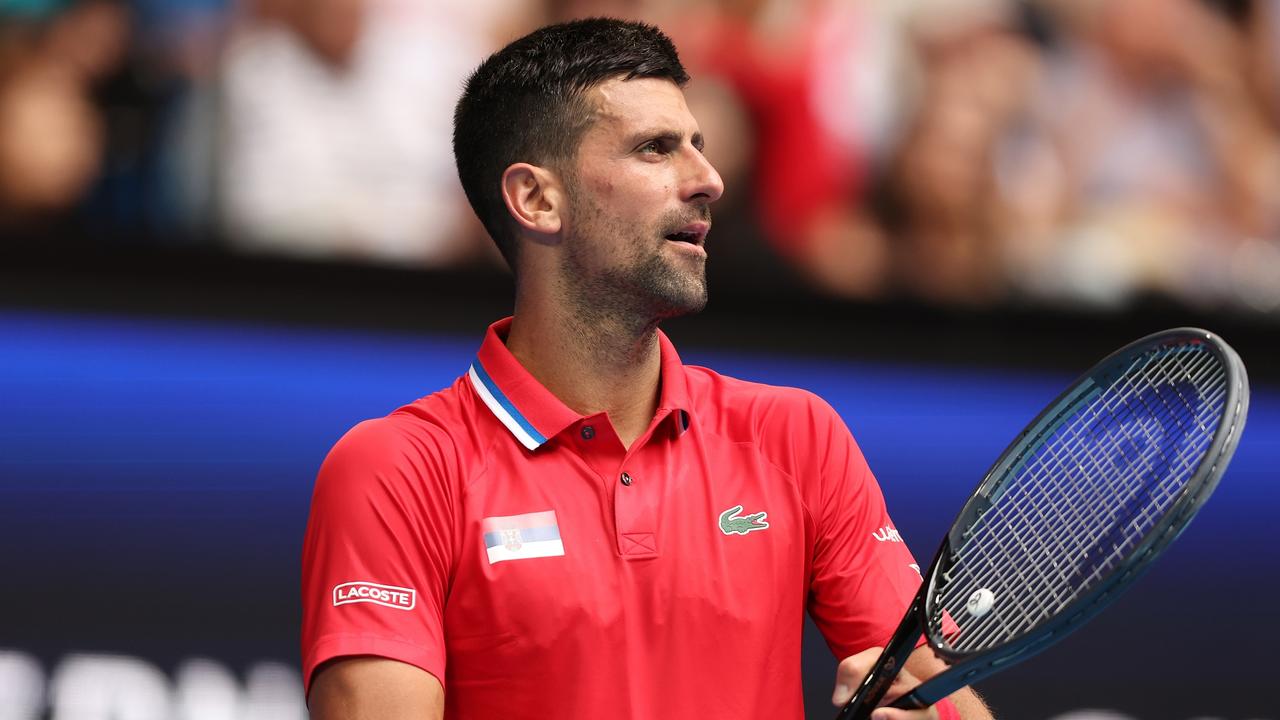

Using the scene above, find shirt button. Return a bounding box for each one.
[620,472,633,486]
[581,425,595,440]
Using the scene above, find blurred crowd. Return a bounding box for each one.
[1,0,1279,313]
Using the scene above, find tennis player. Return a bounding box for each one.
[301,18,991,720]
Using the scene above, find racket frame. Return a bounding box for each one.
[836,328,1249,718]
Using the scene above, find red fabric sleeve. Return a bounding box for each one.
[300,415,458,696]
[798,394,927,659]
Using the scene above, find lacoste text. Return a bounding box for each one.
[332,582,416,610]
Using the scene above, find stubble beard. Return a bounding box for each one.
[559,198,709,336]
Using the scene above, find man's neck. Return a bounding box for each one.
[505,299,663,450]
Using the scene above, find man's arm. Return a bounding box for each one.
[310,657,444,720]
[832,645,993,720]
[301,418,456,717]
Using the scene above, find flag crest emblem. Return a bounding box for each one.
[482,510,564,564]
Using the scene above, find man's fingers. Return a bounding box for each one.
[831,646,879,705]
[831,647,920,708]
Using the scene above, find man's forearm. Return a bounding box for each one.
[950,686,993,720]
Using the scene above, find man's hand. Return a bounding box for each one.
[832,645,991,720]
[830,646,937,720]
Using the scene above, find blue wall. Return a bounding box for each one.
[1,310,1274,719]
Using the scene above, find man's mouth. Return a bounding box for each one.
[664,222,710,246]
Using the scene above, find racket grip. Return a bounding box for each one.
[888,689,931,710]
[834,596,927,720]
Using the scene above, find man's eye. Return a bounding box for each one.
[639,139,671,155]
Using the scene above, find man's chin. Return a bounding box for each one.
[622,257,708,320]
[651,284,708,320]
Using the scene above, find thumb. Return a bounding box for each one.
[832,646,882,706]
[834,647,922,708]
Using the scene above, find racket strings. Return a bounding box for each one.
[1070,353,1228,584]
[956,353,1213,590]
[1045,353,1224,553]
[938,349,1225,649]
[929,344,1228,653]
[945,351,1225,649]
[938,378,1222,650]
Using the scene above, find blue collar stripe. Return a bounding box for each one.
[468,361,547,451]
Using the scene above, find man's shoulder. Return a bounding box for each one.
[682,365,858,492]
[322,374,483,473]
[309,381,476,540]
[682,364,842,436]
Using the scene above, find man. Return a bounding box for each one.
[301,18,991,720]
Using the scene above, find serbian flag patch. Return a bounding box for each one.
[481,510,564,565]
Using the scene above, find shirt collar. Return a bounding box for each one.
[655,329,693,437]
[468,317,693,450]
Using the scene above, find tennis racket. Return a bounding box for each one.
[836,327,1249,719]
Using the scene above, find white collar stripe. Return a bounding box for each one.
[468,363,546,451]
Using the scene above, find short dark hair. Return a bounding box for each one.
[452,18,690,269]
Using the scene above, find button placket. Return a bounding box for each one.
[614,463,657,557]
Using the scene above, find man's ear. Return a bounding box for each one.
[501,163,564,240]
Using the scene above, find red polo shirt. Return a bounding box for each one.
[301,318,926,718]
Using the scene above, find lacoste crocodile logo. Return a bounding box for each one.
[718,505,770,536]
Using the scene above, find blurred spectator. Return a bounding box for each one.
[990,0,1280,308]
[0,0,127,223]
[0,0,223,239]
[671,0,894,298]
[214,0,531,265]
[882,0,1039,305]
[1,0,1277,315]
[1246,0,1280,124]
[0,44,102,217]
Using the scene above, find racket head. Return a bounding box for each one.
[919,328,1248,673]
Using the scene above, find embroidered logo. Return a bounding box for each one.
[718,505,770,536]
[332,581,416,610]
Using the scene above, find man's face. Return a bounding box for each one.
[557,76,725,321]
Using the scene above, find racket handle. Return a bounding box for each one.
[888,689,931,710]
[835,596,926,720]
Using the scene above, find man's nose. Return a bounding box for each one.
[683,149,724,205]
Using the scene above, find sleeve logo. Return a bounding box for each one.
[872,525,903,543]
[332,581,416,610]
